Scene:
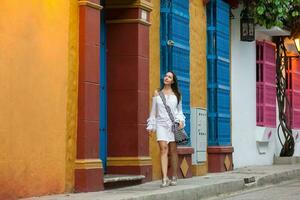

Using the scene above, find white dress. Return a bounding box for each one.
[146,94,186,143]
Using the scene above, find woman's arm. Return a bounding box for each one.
[175,99,186,129]
[146,91,158,132]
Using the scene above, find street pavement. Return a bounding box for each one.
[207,178,300,200]
[24,164,300,200]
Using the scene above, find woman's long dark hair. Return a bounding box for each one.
[160,71,181,104]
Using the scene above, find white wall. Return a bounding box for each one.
[231,7,300,168]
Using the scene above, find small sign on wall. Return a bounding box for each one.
[141,10,147,21]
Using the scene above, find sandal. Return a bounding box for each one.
[160,177,170,188]
[170,176,177,186]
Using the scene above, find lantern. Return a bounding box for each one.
[294,38,300,54]
[240,7,255,42]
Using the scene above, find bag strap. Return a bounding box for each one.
[158,91,175,123]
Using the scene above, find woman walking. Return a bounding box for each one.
[146,71,186,187]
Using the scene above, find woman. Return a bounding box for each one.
[146,71,185,187]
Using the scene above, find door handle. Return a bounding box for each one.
[167,40,175,46]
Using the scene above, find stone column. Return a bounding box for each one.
[75,0,104,192]
[105,0,153,182]
[208,146,234,172]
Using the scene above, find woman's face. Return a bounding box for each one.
[163,72,174,85]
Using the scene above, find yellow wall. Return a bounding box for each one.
[149,0,162,180]
[65,0,79,193]
[0,1,78,199]
[190,0,208,176]
[190,0,207,108]
[149,0,208,179]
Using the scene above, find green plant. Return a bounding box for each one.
[248,0,300,38]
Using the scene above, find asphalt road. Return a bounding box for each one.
[207,179,300,200]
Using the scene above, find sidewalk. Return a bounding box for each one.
[25,164,300,200]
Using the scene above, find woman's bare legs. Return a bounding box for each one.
[169,142,178,185]
[168,142,178,177]
[158,141,169,180]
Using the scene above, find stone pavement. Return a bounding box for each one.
[25,164,300,200]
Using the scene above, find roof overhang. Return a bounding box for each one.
[256,26,291,36]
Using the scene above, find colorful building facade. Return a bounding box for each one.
[0,0,238,199]
[230,4,300,168]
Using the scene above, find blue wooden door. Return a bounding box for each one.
[99,3,107,172]
[160,0,191,140]
[207,0,231,146]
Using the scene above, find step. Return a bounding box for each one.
[274,156,300,165]
[103,174,145,189]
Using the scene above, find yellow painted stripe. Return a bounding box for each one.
[149,0,161,180]
[75,159,103,169]
[106,19,151,26]
[78,1,103,10]
[106,0,153,12]
[65,0,79,192]
[107,156,152,166]
[192,163,207,176]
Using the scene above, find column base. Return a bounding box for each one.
[75,168,104,192]
[207,146,234,173]
[168,146,194,178]
[74,159,104,192]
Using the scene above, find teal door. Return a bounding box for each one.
[160,0,191,140]
[99,2,107,172]
[207,0,231,146]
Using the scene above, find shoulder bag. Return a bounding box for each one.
[159,91,189,145]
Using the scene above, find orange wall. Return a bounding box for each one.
[0,1,78,199]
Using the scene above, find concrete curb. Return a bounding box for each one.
[25,165,300,200]
[256,168,300,186]
[136,180,246,200]
[129,168,300,200]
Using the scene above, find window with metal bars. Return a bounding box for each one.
[256,40,276,127]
